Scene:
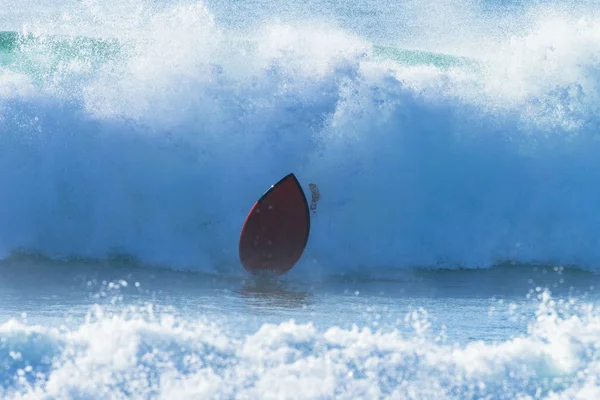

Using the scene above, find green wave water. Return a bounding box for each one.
[0,30,478,83]
[371,44,476,69]
[0,31,124,84]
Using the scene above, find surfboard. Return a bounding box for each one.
[239,173,310,276]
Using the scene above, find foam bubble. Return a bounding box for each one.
[0,292,599,398]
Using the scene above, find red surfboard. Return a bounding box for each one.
[239,173,310,276]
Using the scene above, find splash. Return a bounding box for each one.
[1,1,600,276]
[0,290,596,399]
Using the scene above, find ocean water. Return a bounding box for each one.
[2,0,600,398]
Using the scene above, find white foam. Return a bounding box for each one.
[3,2,600,275]
[0,292,599,398]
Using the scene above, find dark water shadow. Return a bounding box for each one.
[0,253,228,301]
[235,276,312,310]
[1,253,599,305]
[0,253,313,313]
[383,263,600,300]
[301,262,600,302]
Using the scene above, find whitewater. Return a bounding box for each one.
[2,0,600,398]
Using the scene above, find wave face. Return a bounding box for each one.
[2,1,600,276]
[0,290,598,399]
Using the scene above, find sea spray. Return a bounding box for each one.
[2,2,600,276]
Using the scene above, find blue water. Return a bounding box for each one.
[2,0,600,398]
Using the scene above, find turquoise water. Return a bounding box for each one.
[2,0,600,398]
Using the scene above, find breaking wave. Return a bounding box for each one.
[1,1,600,277]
